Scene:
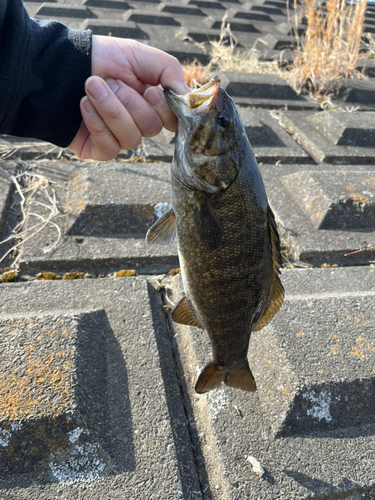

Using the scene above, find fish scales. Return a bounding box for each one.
[172,169,272,365]
[146,75,284,394]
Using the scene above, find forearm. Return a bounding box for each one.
[0,0,91,147]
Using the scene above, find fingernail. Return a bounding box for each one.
[171,82,191,95]
[106,78,120,94]
[87,77,108,101]
[144,87,164,107]
[182,83,191,93]
[81,96,97,115]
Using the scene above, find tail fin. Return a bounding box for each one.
[195,360,256,394]
[225,361,256,392]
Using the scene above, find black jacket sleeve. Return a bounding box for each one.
[0,0,92,147]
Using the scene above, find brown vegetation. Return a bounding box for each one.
[289,0,368,97]
[182,0,369,100]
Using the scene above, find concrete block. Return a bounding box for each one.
[184,27,260,47]
[170,268,375,499]
[80,19,150,39]
[142,109,310,163]
[234,10,274,22]
[123,9,182,25]
[35,3,96,18]
[219,72,319,109]
[250,294,375,438]
[278,110,375,163]
[189,0,225,9]
[0,278,201,497]
[0,163,14,236]
[83,0,132,8]
[160,4,206,15]
[142,40,210,64]
[211,18,261,32]
[251,3,284,14]
[261,163,375,265]
[16,161,178,274]
[338,79,375,109]
[0,310,108,474]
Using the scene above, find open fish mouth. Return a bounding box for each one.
[165,75,221,115]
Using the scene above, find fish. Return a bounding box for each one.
[146,75,284,394]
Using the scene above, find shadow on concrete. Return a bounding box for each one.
[147,282,213,500]
[0,310,135,489]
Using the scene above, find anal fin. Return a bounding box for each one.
[171,295,202,328]
[146,209,176,245]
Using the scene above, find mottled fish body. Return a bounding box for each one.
[147,75,284,393]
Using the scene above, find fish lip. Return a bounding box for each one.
[165,74,221,115]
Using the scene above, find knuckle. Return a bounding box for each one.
[143,120,163,138]
[105,103,124,122]
[121,132,142,151]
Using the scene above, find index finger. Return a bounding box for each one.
[92,36,190,96]
[127,41,190,94]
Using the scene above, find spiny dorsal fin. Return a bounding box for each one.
[146,209,176,245]
[193,192,222,250]
[171,295,203,328]
[254,206,285,332]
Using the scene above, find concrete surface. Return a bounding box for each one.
[0,0,375,497]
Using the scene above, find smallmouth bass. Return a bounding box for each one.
[147,75,284,394]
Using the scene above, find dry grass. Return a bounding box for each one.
[288,0,368,97]
[182,17,284,88]
[182,3,369,100]
[182,61,210,89]
[0,169,63,269]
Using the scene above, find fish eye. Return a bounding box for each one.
[218,113,231,128]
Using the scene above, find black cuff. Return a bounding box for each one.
[1,12,92,147]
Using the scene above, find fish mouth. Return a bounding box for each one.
[165,75,220,116]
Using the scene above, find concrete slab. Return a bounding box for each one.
[338,79,375,110]
[15,161,178,274]
[219,73,318,110]
[169,268,375,499]
[278,110,375,163]
[142,108,310,163]
[35,3,97,18]
[0,277,201,498]
[0,310,108,474]
[80,19,150,39]
[261,163,375,265]
[0,163,14,236]
[142,40,210,65]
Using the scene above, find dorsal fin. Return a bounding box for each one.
[171,294,203,328]
[254,206,284,332]
[146,209,176,245]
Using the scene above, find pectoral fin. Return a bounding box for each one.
[192,193,222,250]
[171,295,202,328]
[254,206,284,332]
[146,209,176,245]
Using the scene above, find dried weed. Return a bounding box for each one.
[182,3,370,100]
[288,0,368,98]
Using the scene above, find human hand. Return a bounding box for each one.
[69,36,189,160]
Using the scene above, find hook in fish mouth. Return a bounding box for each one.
[165,75,221,110]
